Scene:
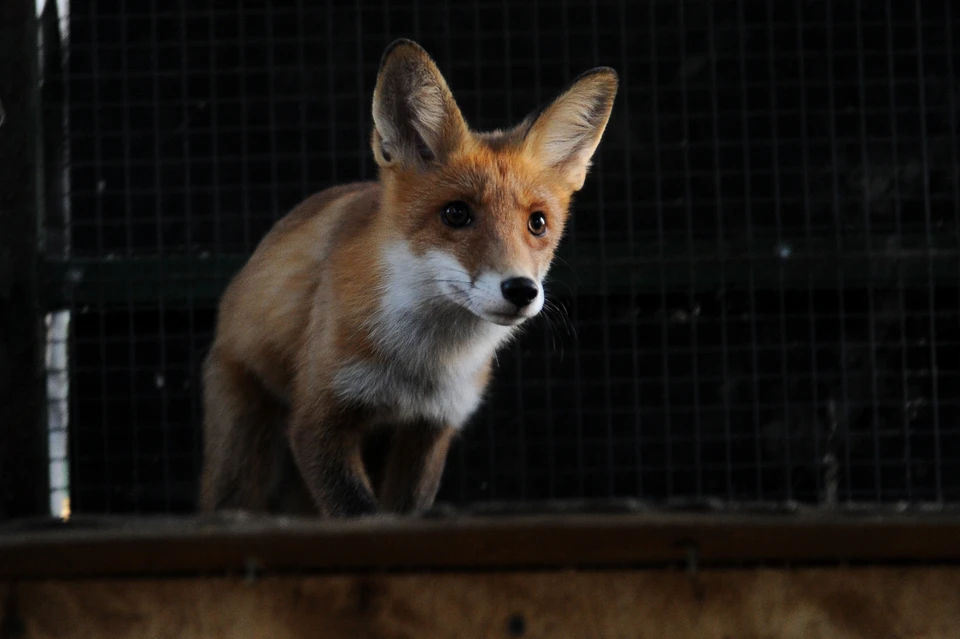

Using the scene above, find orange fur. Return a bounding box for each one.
[199,40,617,517]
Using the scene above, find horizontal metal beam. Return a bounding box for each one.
[42,234,958,310]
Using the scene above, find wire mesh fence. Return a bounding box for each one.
[42,0,960,514]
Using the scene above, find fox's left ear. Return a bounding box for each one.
[372,39,468,168]
[522,68,618,191]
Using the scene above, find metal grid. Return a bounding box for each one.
[44,0,960,513]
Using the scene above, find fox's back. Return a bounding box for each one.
[211,181,380,400]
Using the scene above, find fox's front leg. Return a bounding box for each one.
[378,422,455,514]
[288,397,379,517]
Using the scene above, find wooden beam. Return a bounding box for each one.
[3,568,960,638]
[3,511,960,579]
[0,0,48,519]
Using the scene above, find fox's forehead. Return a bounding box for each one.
[439,148,565,213]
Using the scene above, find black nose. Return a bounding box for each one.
[500,277,539,308]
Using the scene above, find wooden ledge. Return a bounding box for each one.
[5,569,960,639]
[3,506,960,579]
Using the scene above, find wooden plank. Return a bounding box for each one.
[2,568,960,638]
[3,511,960,579]
[0,0,48,519]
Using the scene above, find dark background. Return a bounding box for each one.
[47,0,960,513]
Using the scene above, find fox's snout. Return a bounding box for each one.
[463,269,544,326]
[415,253,544,328]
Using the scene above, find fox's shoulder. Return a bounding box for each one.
[230,180,379,289]
[245,180,381,267]
[269,181,380,237]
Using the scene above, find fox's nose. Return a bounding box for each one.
[500,277,539,308]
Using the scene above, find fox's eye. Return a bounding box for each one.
[528,211,547,236]
[441,201,473,228]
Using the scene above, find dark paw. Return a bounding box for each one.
[329,493,380,519]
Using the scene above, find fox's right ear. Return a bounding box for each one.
[371,39,468,168]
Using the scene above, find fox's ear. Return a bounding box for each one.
[522,68,618,191]
[371,39,468,168]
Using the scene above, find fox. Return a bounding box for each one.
[199,39,618,517]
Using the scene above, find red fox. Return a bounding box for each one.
[199,39,617,517]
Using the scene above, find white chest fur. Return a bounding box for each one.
[330,241,513,427]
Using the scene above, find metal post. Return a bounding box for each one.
[0,0,49,519]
